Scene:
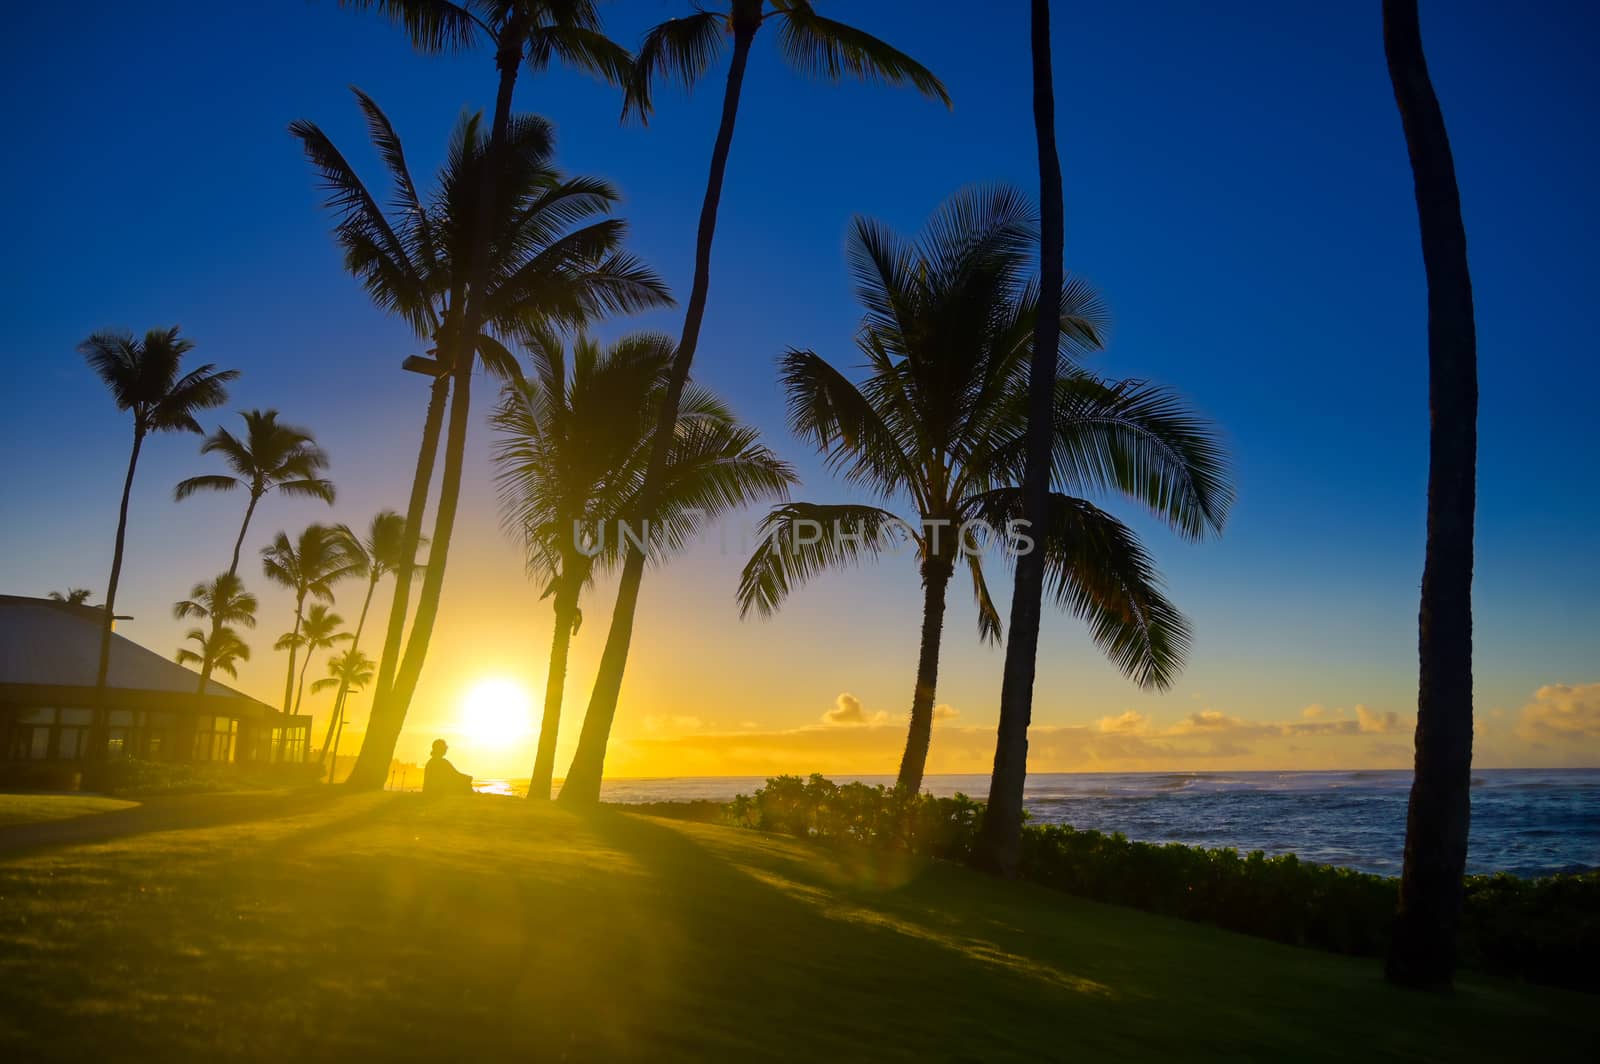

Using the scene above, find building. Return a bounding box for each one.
[0,595,311,782]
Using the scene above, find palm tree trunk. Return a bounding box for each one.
[282,596,305,714]
[227,489,261,579]
[559,18,758,806]
[93,425,145,739]
[327,703,348,782]
[528,581,579,800]
[1382,0,1478,991]
[974,0,1066,878]
[346,30,523,790]
[293,642,316,717]
[347,374,447,788]
[896,561,953,794]
[199,488,263,694]
[320,576,377,769]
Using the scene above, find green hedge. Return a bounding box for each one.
[80,758,324,796]
[710,774,1598,991]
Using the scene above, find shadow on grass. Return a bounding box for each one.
[0,796,1594,1063]
[0,787,342,860]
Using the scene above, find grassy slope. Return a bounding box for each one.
[0,793,1591,1062]
[0,792,136,828]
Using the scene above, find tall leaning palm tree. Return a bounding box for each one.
[737,187,1231,795]
[1382,0,1479,991]
[560,0,950,804]
[331,2,634,790]
[79,327,236,731]
[173,574,259,692]
[314,511,422,769]
[974,0,1067,877]
[176,409,335,577]
[491,329,796,799]
[292,90,670,790]
[261,526,358,717]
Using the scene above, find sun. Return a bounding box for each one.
[459,678,534,747]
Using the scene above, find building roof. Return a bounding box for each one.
[0,595,278,717]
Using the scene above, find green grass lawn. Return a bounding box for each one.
[0,791,137,828]
[0,792,1591,1062]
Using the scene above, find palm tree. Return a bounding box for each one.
[1382,0,1479,991]
[312,649,376,779]
[329,2,634,791]
[284,603,351,718]
[175,409,334,694]
[491,329,796,798]
[79,327,236,713]
[176,409,335,577]
[313,511,423,769]
[176,626,250,681]
[560,0,950,804]
[736,187,1232,795]
[172,574,259,692]
[261,526,359,717]
[974,0,1066,877]
[48,589,95,606]
[292,90,670,789]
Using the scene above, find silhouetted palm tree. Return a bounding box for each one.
[48,588,95,606]
[313,648,375,779]
[176,626,250,682]
[175,409,334,693]
[975,0,1067,877]
[491,328,796,798]
[292,91,669,789]
[313,511,422,768]
[1382,0,1479,991]
[331,2,633,790]
[561,0,949,804]
[261,526,359,717]
[737,187,1232,795]
[176,409,335,576]
[79,327,236,712]
[283,603,351,718]
[173,574,259,692]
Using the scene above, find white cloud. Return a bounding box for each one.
[1517,683,1600,741]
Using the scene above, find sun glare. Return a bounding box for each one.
[460,678,534,747]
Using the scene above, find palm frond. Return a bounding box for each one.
[623,10,727,122]
[337,0,482,53]
[737,502,914,618]
[968,489,1191,690]
[774,2,950,105]
[174,474,239,501]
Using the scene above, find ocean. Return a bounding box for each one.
[466,768,1599,877]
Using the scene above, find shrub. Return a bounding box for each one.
[80,758,323,796]
[725,775,1599,991]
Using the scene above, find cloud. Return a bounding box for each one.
[932,704,960,722]
[1355,705,1399,734]
[1171,709,1252,734]
[1098,710,1148,734]
[1301,704,1326,720]
[823,692,875,726]
[1517,683,1600,742]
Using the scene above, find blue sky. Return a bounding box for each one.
[2,1,1596,774]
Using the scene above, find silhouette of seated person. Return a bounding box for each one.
[423,739,473,796]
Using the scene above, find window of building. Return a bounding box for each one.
[193,716,238,762]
